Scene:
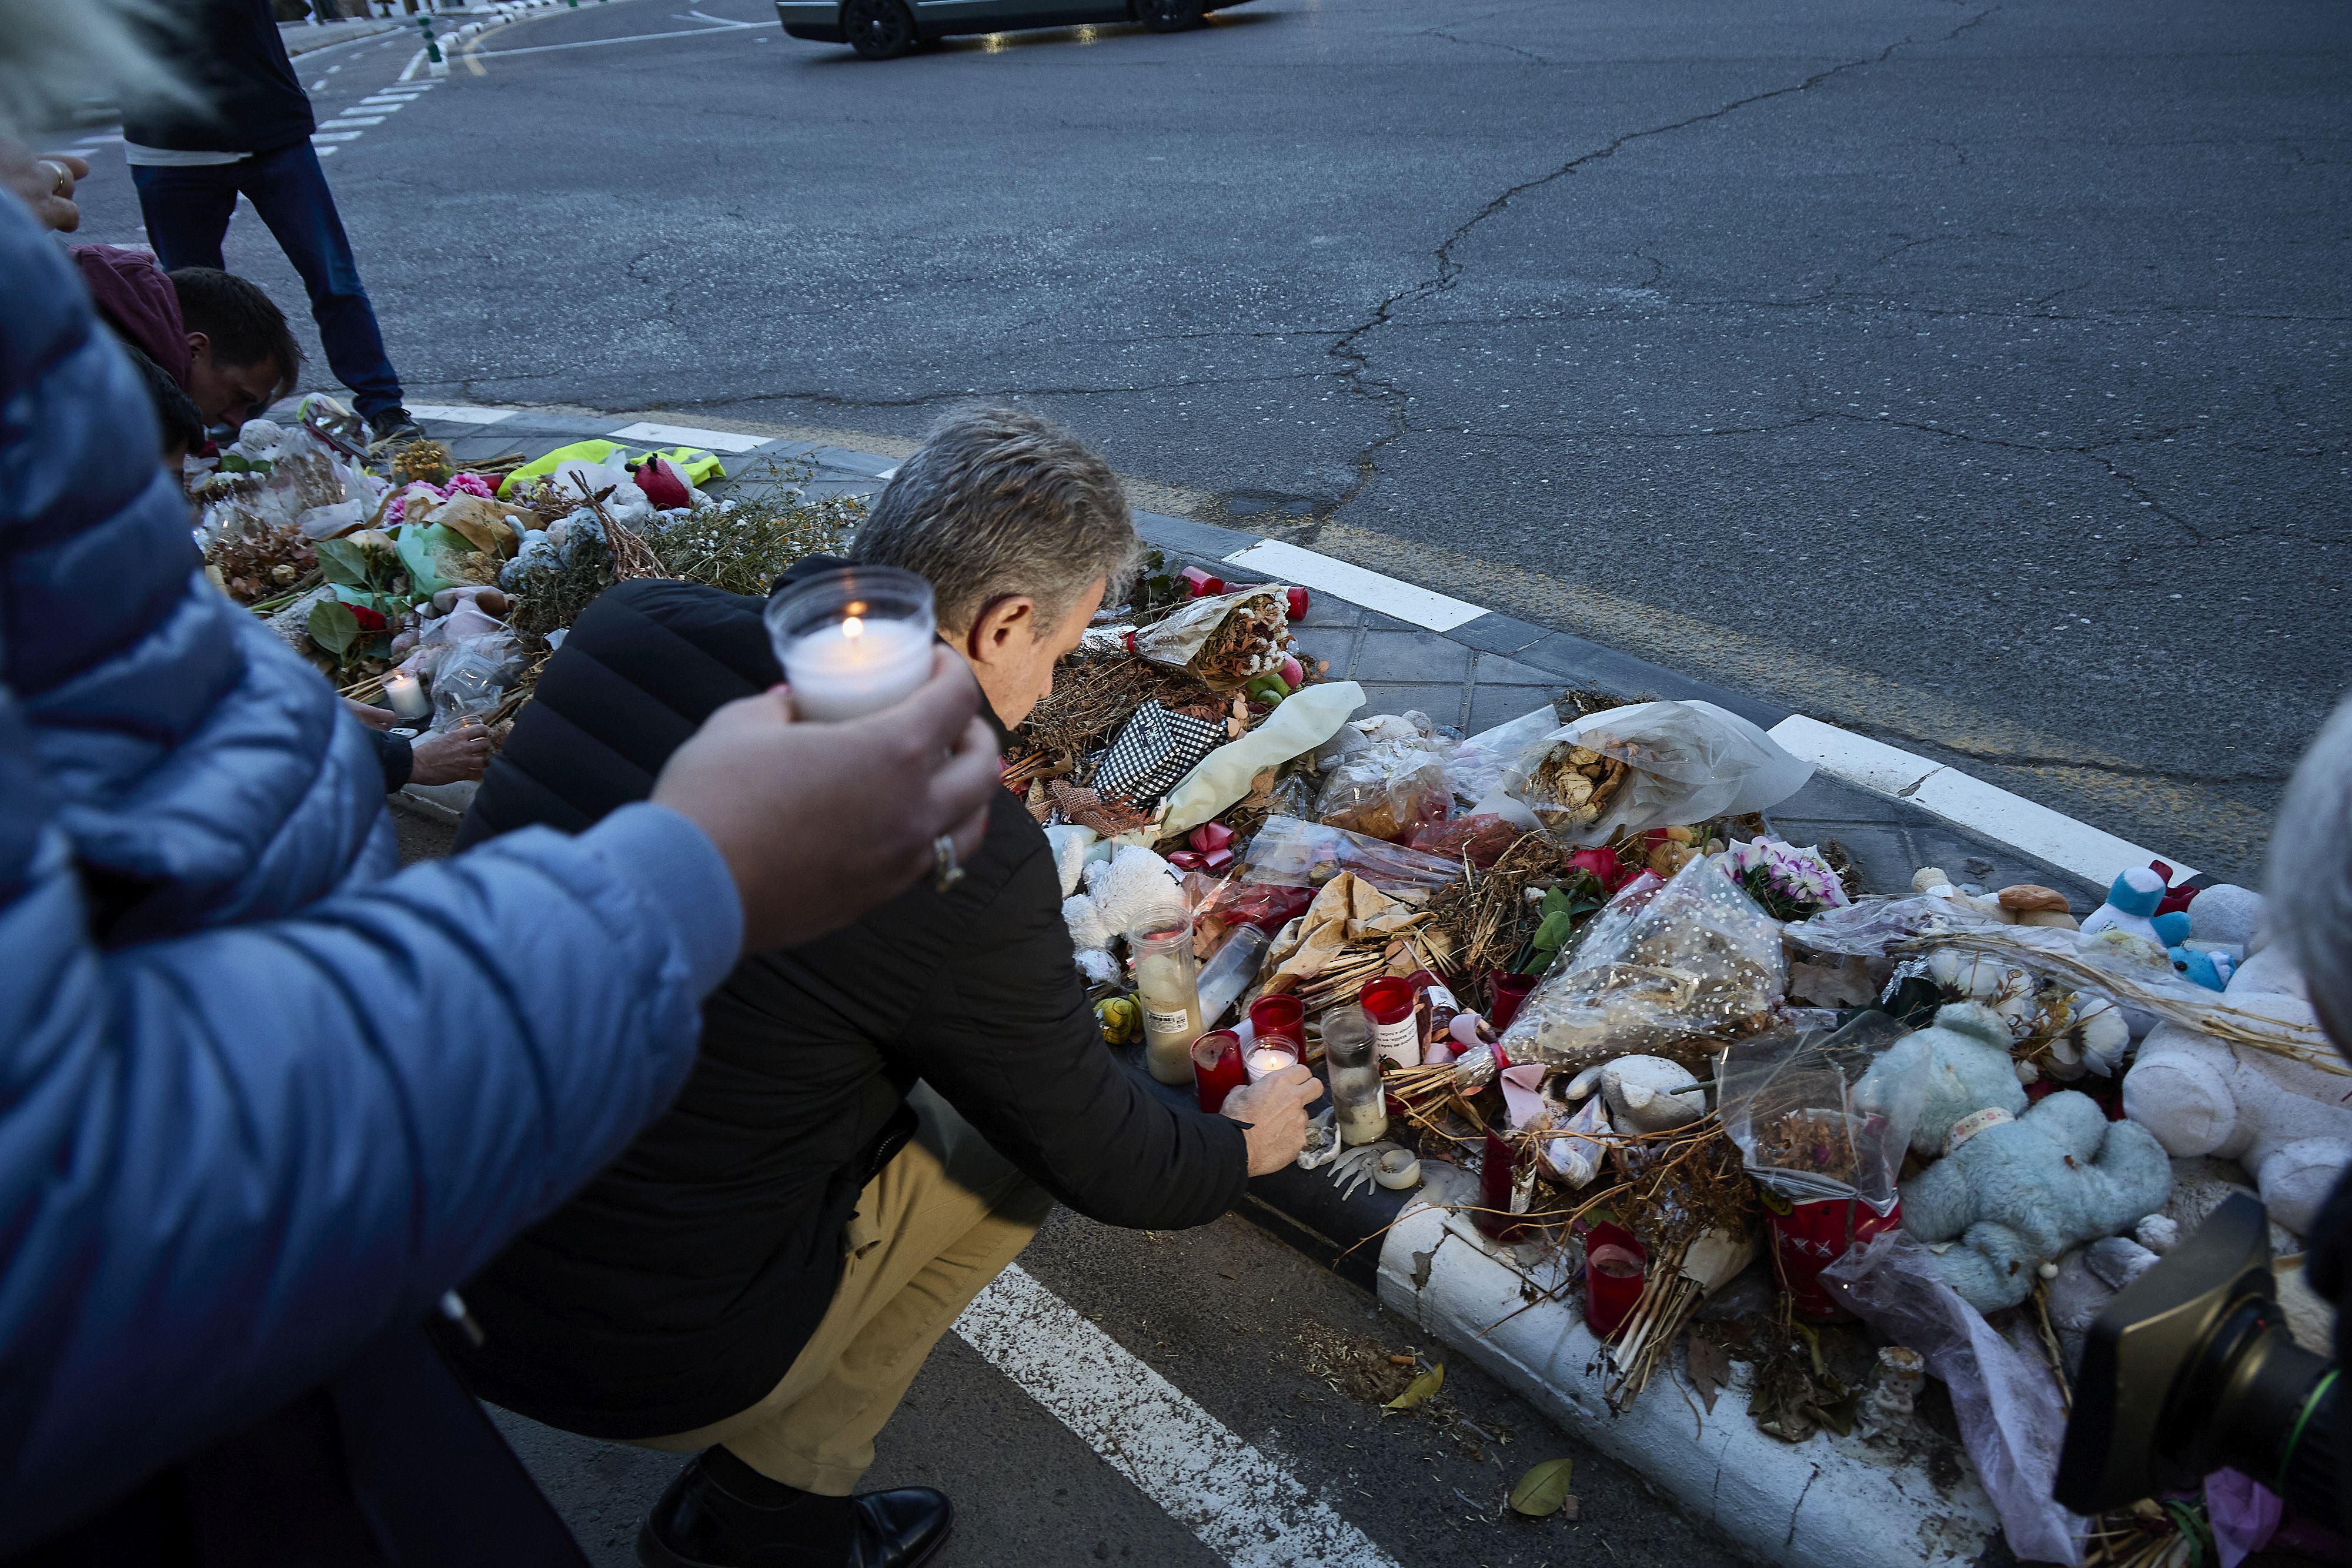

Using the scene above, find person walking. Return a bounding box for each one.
[119,0,424,444]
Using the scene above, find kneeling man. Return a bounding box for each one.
[451,407,1321,1568]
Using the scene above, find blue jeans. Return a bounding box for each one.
[132,143,406,424]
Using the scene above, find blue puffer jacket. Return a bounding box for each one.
[0,201,741,1549]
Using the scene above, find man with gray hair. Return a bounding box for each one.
[452,407,1323,1568]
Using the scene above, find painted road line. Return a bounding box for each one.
[319,118,385,128]
[312,132,364,143]
[954,1264,1402,1568]
[1769,714,2195,887]
[469,20,760,58]
[409,403,522,424]
[1222,537,1486,633]
[607,420,771,453]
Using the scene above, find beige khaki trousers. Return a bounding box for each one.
[633,1087,1050,1495]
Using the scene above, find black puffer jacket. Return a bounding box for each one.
[450,568,1248,1438]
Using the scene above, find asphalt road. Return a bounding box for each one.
[68,0,2352,881]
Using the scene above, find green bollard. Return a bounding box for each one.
[418,14,442,62]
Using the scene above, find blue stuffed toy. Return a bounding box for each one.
[1862,1002,2172,1312]
[2167,945,2237,992]
[2081,866,2193,948]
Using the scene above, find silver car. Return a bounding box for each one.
[775,0,1252,59]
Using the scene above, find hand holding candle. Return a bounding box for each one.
[1220,1062,1324,1177]
[649,648,1000,952]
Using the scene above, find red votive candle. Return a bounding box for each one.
[1359,977,1419,1068]
[1191,1031,1247,1113]
[1248,994,1304,1050]
[1474,1129,1532,1242]
[1486,970,1536,1032]
[1583,1222,1649,1339]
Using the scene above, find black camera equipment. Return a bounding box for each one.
[2056,1192,2339,1527]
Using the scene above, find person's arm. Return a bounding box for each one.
[0,664,1000,1551]
[889,832,1307,1231]
[358,714,414,790]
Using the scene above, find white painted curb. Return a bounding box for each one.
[1377,1186,2002,1568]
[1768,714,2194,888]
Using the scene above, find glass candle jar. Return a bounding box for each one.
[1359,976,1419,1069]
[1128,905,1204,1086]
[1191,1030,1246,1113]
[1247,994,1304,1051]
[1242,1038,1300,1082]
[1487,969,1536,1033]
[1321,1006,1388,1146]
[762,566,937,722]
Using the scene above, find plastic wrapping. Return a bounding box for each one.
[1719,1011,1917,1212]
[1128,586,1296,688]
[430,645,506,730]
[1784,894,2007,958]
[1822,1231,2086,1566]
[1314,711,1456,841]
[1405,813,1523,868]
[1238,814,1463,894]
[1501,700,1815,847]
[1494,854,1787,1071]
[1446,704,1560,808]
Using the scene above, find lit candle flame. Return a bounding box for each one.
[841,615,864,639]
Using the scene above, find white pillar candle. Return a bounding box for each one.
[382,668,430,720]
[780,614,935,723]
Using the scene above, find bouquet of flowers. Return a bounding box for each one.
[1726,837,1850,922]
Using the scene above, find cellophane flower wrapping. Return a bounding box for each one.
[1491,853,1787,1072]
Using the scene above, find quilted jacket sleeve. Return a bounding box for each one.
[0,201,743,1548]
[0,698,742,1547]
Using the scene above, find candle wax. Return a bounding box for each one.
[1133,949,1203,1086]
[782,613,934,723]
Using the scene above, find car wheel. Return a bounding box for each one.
[841,0,917,58]
[1136,0,1205,31]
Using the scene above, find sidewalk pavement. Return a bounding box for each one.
[399,403,2137,1568]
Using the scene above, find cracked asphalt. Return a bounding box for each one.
[70,0,2351,879]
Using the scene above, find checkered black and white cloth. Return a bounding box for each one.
[1088,701,1226,806]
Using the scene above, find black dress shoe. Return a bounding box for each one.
[637,1450,953,1568]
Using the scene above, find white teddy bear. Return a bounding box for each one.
[1562,1055,1706,1133]
[1061,845,1184,986]
[2120,930,2345,1236]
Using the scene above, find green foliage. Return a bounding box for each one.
[646,459,863,596]
[1132,547,1187,617]
[307,597,359,658]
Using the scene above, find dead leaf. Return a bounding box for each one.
[1686,1335,1729,1413]
[1507,1457,1576,1517]
[1384,1364,1444,1412]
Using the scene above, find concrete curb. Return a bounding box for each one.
[1376,1185,2002,1568]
